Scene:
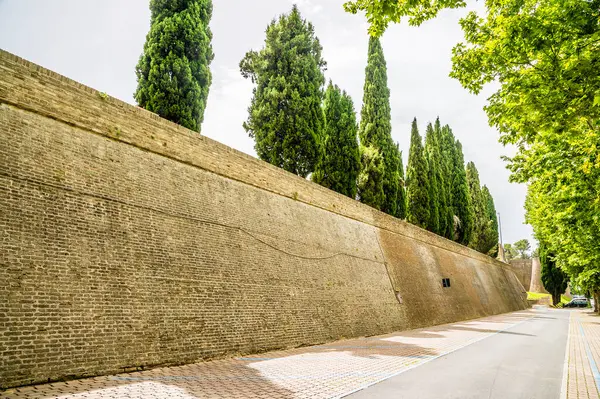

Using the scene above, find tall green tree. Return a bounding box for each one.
[466,162,487,253]
[450,140,473,245]
[424,122,441,234]
[396,145,407,219]
[575,270,600,313]
[357,145,385,209]
[503,244,518,261]
[135,0,214,132]
[513,239,531,259]
[540,244,569,306]
[423,118,453,237]
[240,6,326,177]
[451,0,600,307]
[439,125,456,239]
[313,82,360,198]
[344,0,466,36]
[358,37,399,216]
[406,118,430,229]
[481,186,499,256]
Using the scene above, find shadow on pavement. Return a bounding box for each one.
[2,359,297,399]
[3,312,535,399]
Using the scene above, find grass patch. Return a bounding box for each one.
[527,292,551,301]
[527,293,580,308]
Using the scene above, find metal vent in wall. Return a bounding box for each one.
[442,278,451,288]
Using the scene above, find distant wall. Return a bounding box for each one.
[529,257,548,293]
[0,50,528,389]
[508,259,533,291]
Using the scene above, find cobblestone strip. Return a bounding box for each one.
[567,311,600,399]
[2,310,535,399]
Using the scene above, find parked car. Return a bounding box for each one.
[564,298,589,308]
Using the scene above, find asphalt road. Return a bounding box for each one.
[347,308,570,399]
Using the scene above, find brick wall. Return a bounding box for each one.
[529,257,548,294]
[0,49,528,389]
[507,259,533,291]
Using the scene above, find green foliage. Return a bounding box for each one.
[424,122,441,234]
[135,0,214,132]
[466,162,488,253]
[240,5,326,177]
[503,243,518,261]
[439,124,456,239]
[513,239,531,259]
[451,0,600,141]
[540,243,569,306]
[357,145,385,210]
[451,0,600,293]
[358,37,399,215]
[343,0,466,36]
[481,186,499,256]
[424,118,454,237]
[396,146,407,219]
[463,165,498,254]
[406,118,430,229]
[313,82,360,198]
[450,140,473,245]
[575,270,600,298]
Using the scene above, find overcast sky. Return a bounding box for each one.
[0,0,534,246]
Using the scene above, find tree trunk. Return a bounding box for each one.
[594,292,599,313]
[552,293,560,307]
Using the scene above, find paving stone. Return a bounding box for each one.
[566,311,600,399]
[2,310,535,399]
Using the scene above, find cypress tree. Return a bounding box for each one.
[540,243,568,306]
[135,0,214,132]
[313,82,360,198]
[424,118,455,237]
[482,186,499,255]
[406,118,430,229]
[451,140,473,245]
[424,122,441,234]
[357,145,385,210]
[240,6,326,177]
[358,37,399,216]
[439,124,455,239]
[396,145,407,219]
[466,161,487,253]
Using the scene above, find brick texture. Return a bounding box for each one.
[508,259,533,291]
[0,49,528,389]
[529,257,548,293]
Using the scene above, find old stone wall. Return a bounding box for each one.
[508,259,533,291]
[0,50,528,389]
[508,258,550,295]
[529,257,548,293]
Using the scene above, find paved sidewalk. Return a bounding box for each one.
[2,310,535,399]
[566,310,600,399]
